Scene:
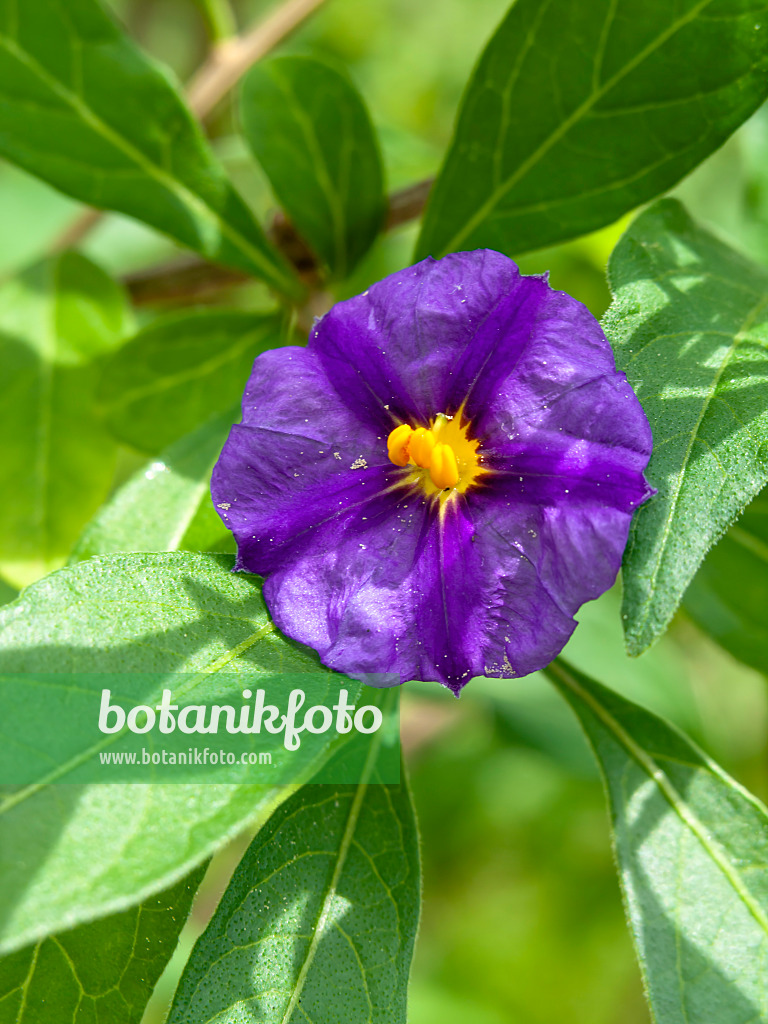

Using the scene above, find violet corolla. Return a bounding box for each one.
[212,250,653,693]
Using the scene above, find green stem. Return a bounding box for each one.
[195,0,237,41]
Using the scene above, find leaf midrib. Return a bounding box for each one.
[269,64,348,276]
[278,696,392,1024]
[104,323,274,411]
[0,620,275,815]
[0,34,294,293]
[548,661,768,936]
[438,0,714,255]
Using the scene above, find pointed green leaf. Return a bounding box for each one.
[0,864,205,1024]
[241,56,385,279]
[99,309,283,454]
[0,552,360,955]
[546,659,768,1024]
[684,486,768,675]
[70,412,234,561]
[0,251,130,587]
[603,199,768,654]
[0,0,301,296]
[168,748,419,1024]
[417,0,768,259]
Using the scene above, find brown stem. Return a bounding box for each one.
[49,0,328,254]
[386,177,434,230]
[187,0,328,119]
[124,178,434,306]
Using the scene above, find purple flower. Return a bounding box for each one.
[212,250,653,693]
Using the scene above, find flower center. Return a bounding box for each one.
[386,410,486,497]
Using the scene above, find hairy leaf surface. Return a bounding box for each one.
[547,659,768,1024]
[417,0,768,259]
[603,199,768,653]
[0,865,205,1024]
[0,0,300,295]
[70,412,234,561]
[0,552,358,955]
[169,745,419,1024]
[242,56,385,279]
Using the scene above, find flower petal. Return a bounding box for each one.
[211,424,395,574]
[310,251,618,436]
[239,346,381,448]
[212,250,655,692]
[251,483,578,693]
[484,373,655,509]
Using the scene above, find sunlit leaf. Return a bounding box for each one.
[99,309,283,453]
[0,251,130,587]
[70,412,234,561]
[547,659,768,1024]
[0,0,300,296]
[0,864,205,1024]
[241,56,385,279]
[603,199,768,654]
[0,552,358,955]
[417,0,768,259]
[169,741,419,1024]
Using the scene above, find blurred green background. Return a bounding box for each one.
[2,1,767,1021]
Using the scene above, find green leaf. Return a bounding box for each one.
[546,659,768,1024]
[0,578,18,608]
[98,309,282,454]
[604,199,768,654]
[241,56,385,280]
[0,863,205,1024]
[0,551,359,955]
[70,411,234,560]
[684,486,768,675]
[168,747,420,1024]
[0,0,301,297]
[416,0,768,260]
[0,251,130,587]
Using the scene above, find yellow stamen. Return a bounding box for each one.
[429,443,459,489]
[387,423,413,466]
[409,427,436,468]
[386,405,488,501]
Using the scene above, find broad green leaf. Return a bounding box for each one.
[604,199,768,654]
[70,411,234,561]
[241,56,385,279]
[416,0,768,260]
[0,0,301,297]
[0,863,205,1024]
[684,486,768,675]
[546,659,768,1024]
[0,551,360,954]
[0,251,130,587]
[98,309,282,454]
[168,746,419,1024]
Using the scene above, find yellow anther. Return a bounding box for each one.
[429,443,459,489]
[386,406,485,499]
[386,423,413,467]
[409,427,436,468]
